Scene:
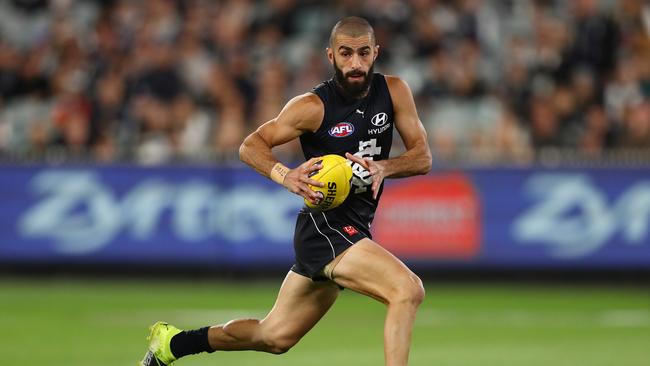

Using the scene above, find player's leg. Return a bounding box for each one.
[147,269,340,365]
[206,271,340,354]
[142,271,339,365]
[154,272,340,366]
[329,238,425,366]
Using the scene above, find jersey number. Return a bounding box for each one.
[351,138,382,194]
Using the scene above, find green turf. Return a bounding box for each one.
[1,278,648,366]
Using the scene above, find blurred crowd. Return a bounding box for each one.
[0,0,648,165]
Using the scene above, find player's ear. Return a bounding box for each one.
[373,45,380,61]
[326,47,334,65]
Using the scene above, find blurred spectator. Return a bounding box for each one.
[0,0,647,166]
[170,93,212,161]
[529,95,561,149]
[605,58,644,123]
[569,0,619,80]
[617,101,650,149]
[577,105,613,158]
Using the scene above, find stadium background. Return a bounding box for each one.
[0,0,648,365]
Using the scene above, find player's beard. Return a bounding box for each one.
[333,59,374,99]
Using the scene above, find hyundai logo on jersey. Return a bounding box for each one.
[329,122,355,137]
[371,112,388,127]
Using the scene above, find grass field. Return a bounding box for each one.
[1,277,649,366]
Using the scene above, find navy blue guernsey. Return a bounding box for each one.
[300,73,394,234]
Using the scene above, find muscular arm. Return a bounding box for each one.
[239,93,325,202]
[346,75,432,198]
[382,75,432,177]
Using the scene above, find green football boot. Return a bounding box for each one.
[140,321,182,366]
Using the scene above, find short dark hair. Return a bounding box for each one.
[329,16,376,47]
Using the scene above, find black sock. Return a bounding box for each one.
[169,326,214,358]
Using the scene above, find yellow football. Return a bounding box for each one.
[305,154,353,211]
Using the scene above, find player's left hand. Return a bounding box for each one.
[345,152,386,200]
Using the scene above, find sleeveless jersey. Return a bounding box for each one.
[300,73,394,233]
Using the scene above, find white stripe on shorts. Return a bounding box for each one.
[321,212,355,245]
[309,212,336,260]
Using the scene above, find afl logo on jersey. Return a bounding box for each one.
[371,112,388,127]
[329,122,355,138]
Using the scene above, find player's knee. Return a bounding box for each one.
[392,273,425,307]
[411,274,426,305]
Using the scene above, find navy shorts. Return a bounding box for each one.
[291,210,369,280]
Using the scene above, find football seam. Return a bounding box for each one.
[311,159,348,182]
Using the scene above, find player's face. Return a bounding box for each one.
[328,34,379,98]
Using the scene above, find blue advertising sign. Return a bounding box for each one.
[474,168,650,268]
[0,166,301,266]
[1,165,648,269]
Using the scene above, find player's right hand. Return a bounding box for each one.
[284,157,325,205]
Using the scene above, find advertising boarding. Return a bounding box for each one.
[0,165,648,269]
